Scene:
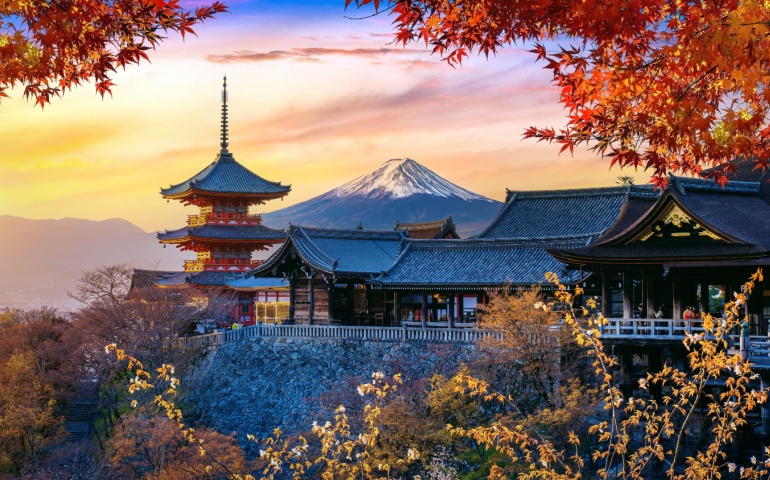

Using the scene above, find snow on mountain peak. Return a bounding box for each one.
[328,158,493,202]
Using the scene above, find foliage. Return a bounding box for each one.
[349,0,770,186]
[447,271,769,479]
[0,0,226,107]
[0,349,64,474]
[107,414,246,479]
[475,289,589,413]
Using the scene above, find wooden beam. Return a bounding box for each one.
[622,272,633,319]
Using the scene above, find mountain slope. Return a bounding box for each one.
[0,216,185,311]
[263,158,502,236]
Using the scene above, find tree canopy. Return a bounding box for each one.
[349,0,770,186]
[0,0,226,107]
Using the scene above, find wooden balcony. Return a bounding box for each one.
[601,318,770,366]
[187,212,263,226]
[184,258,261,272]
[600,318,706,339]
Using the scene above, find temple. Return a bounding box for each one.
[155,77,291,325]
[549,174,770,339]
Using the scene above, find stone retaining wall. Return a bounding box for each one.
[183,336,477,450]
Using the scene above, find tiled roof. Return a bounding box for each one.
[161,153,290,197]
[226,277,289,290]
[477,186,657,239]
[550,177,770,264]
[371,237,588,289]
[152,270,248,288]
[251,226,408,277]
[157,224,286,242]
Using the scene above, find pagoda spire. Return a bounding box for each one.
[220,75,229,154]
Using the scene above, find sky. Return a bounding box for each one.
[0,0,635,233]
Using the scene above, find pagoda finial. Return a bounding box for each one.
[220,75,229,154]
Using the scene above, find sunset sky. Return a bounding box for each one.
[0,0,634,233]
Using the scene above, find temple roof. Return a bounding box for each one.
[152,270,246,288]
[394,217,460,239]
[477,185,657,240]
[157,224,286,243]
[161,153,291,198]
[251,226,408,277]
[371,237,587,290]
[549,177,770,265]
[226,277,289,291]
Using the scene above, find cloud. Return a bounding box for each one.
[206,47,427,63]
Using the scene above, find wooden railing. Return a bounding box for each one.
[176,324,501,349]
[600,318,706,338]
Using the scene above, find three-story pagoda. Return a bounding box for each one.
[157,77,291,324]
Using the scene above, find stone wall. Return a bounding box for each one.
[183,336,477,450]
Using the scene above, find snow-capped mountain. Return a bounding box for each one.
[262,158,502,237]
[329,158,492,201]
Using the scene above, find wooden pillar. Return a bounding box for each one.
[308,273,315,325]
[448,294,455,328]
[672,277,682,320]
[457,294,464,322]
[699,282,709,314]
[646,278,656,319]
[622,272,633,319]
[289,277,296,322]
[421,293,428,328]
[327,280,334,322]
[394,292,401,326]
[602,274,613,318]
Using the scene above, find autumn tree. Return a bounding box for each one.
[0,350,64,474]
[349,0,770,186]
[70,264,235,441]
[107,415,247,479]
[0,0,226,107]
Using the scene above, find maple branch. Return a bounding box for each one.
[677,66,718,101]
[344,4,394,20]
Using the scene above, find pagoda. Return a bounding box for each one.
[157,77,291,325]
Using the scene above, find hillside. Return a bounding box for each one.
[0,216,185,311]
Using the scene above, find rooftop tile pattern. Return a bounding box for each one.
[550,177,770,264]
[477,186,656,240]
[157,224,286,242]
[251,226,408,277]
[161,153,290,197]
[372,237,589,289]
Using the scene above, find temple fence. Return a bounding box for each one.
[176,324,501,349]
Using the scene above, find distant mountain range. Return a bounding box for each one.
[0,216,186,312]
[0,158,503,310]
[262,158,502,236]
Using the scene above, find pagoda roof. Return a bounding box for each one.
[370,237,587,290]
[251,226,408,277]
[161,152,291,199]
[394,217,460,239]
[476,185,657,240]
[157,224,286,243]
[549,176,770,265]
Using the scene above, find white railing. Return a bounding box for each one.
[176,324,501,349]
[600,318,706,338]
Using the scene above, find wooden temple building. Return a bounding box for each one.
[394,217,460,239]
[151,77,291,325]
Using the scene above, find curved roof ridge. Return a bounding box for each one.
[161,152,291,197]
[512,185,630,198]
[475,191,517,238]
[291,227,338,272]
[297,226,407,240]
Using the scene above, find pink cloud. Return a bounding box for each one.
[206,47,427,63]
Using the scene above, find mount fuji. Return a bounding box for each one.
[261,158,503,236]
